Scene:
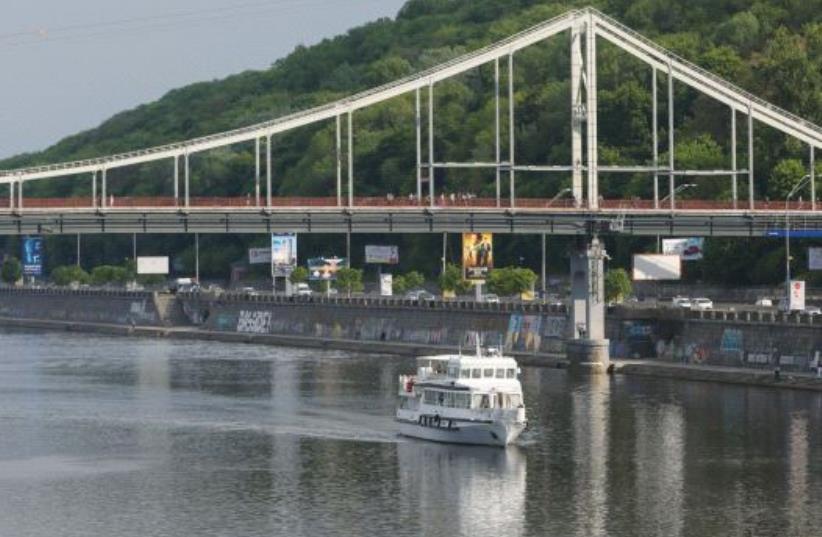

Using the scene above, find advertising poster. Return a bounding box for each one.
[271,234,297,276]
[462,233,493,280]
[22,236,44,276]
[789,280,805,311]
[379,273,393,296]
[809,247,822,271]
[248,248,271,265]
[136,257,169,275]
[662,238,705,261]
[365,245,399,265]
[308,257,346,280]
[505,314,542,352]
[632,254,681,281]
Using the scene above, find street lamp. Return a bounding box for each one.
[657,184,697,252]
[785,174,812,309]
[547,187,573,207]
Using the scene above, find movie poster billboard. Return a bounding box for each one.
[308,257,346,280]
[271,234,297,276]
[365,245,399,265]
[662,238,704,261]
[462,233,493,280]
[22,235,44,276]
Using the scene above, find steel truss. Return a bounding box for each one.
[2,7,820,215]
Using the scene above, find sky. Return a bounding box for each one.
[0,0,408,160]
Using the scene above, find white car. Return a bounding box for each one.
[482,293,500,303]
[804,306,821,316]
[671,296,691,309]
[690,298,713,311]
[294,283,312,296]
[755,297,773,307]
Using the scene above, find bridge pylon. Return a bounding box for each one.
[567,236,609,373]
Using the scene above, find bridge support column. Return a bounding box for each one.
[567,236,609,373]
[9,181,14,211]
[570,19,584,207]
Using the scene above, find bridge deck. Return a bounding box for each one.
[2,197,821,236]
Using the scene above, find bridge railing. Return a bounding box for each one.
[4,196,820,212]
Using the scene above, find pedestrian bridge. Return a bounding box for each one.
[1,7,821,237]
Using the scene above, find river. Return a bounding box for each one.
[0,328,820,537]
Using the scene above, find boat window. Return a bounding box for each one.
[508,394,522,407]
[506,368,516,378]
[460,369,470,378]
[471,369,481,379]
[456,393,470,408]
[423,390,438,405]
[495,368,505,378]
[479,394,490,409]
[483,368,494,378]
[448,367,458,378]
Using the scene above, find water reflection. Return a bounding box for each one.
[2,329,822,537]
[397,442,527,537]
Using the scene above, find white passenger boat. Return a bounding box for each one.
[396,345,527,447]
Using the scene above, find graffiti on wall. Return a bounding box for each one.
[506,314,542,352]
[237,310,272,334]
[542,316,567,339]
[720,329,743,353]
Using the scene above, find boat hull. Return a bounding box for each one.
[397,418,525,447]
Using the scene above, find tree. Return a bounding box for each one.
[438,263,470,294]
[392,275,408,294]
[770,158,807,200]
[335,267,364,296]
[1,257,22,284]
[51,265,91,286]
[289,266,309,284]
[487,267,537,296]
[404,270,425,289]
[605,268,633,304]
[90,265,129,285]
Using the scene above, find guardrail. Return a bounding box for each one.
[180,290,568,315]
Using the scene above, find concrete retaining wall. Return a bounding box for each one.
[0,288,161,326]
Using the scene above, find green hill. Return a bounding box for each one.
[3,0,822,285]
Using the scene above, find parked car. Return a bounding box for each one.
[804,306,821,316]
[690,298,714,311]
[405,289,436,302]
[294,283,312,297]
[755,297,773,307]
[671,296,691,309]
[482,293,500,304]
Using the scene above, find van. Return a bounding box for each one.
[294,283,312,296]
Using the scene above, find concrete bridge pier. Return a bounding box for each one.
[567,236,610,373]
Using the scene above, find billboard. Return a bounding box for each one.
[809,247,822,271]
[632,254,681,281]
[365,245,399,264]
[248,248,270,265]
[308,257,346,280]
[22,236,44,276]
[136,256,169,275]
[271,234,297,276]
[789,280,805,311]
[662,237,704,261]
[462,233,493,280]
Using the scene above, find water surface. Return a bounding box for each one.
[1,328,820,537]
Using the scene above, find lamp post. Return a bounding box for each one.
[785,174,811,309]
[543,188,573,297]
[657,183,697,252]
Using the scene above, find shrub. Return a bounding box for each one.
[1,257,22,284]
[51,265,91,286]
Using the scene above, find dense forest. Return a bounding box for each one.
[2,0,822,285]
